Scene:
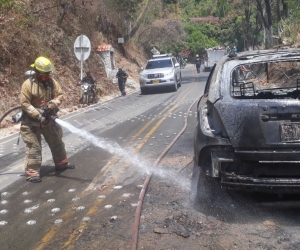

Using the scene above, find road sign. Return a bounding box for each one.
[118,38,124,43]
[74,35,91,61]
[74,35,91,80]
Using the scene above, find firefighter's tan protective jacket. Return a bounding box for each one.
[20,76,63,122]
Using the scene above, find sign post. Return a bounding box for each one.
[74,35,91,80]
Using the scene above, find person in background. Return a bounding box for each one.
[81,71,97,103]
[179,57,184,69]
[20,56,74,183]
[195,54,201,73]
[116,68,128,96]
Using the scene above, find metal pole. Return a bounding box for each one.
[80,59,83,80]
[80,35,83,80]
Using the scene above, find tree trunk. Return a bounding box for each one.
[281,0,288,18]
[256,0,274,48]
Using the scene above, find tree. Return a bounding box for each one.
[185,25,218,54]
[256,0,274,48]
[162,0,178,3]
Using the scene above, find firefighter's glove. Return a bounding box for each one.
[48,101,57,110]
[37,114,46,123]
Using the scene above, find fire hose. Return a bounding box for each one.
[0,106,58,125]
[130,98,198,250]
[0,105,22,124]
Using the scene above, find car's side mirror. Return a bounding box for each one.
[175,63,180,67]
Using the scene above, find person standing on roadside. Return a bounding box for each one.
[179,57,184,69]
[116,68,128,96]
[20,56,74,183]
[195,54,201,73]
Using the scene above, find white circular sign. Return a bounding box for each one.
[74,35,91,61]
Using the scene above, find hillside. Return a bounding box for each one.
[0,0,149,128]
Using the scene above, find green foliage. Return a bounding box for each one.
[162,0,178,3]
[179,0,219,20]
[16,14,35,28]
[218,16,242,49]
[141,0,299,55]
[286,0,300,19]
[0,0,15,9]
[186,30,218,53]
[217,0,228,18]
[183,22,219,54]
[109,0,143,18]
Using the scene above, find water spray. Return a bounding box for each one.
[54,118,190,189]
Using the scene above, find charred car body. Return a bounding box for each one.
[194,48,300,194]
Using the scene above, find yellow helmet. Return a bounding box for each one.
[196,54,199,57]
[31,56,54,73]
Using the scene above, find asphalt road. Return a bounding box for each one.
[0,65,207,249]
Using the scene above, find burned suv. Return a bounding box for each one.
[193,48,300,196]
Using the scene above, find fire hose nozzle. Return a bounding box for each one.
[50,115,58,121]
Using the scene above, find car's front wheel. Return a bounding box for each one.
[171,79,178,92]
[141,87,147,95]
[178,73,182,87]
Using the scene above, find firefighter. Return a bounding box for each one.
[20,56,74,183]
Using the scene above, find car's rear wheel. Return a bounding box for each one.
[191,164,218,202]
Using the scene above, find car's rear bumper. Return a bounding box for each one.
[196,145,300,192]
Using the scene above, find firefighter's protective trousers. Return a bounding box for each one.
[20,122,68,172]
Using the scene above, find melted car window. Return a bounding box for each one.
[145,59,173,69]
[231,61,300,99]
